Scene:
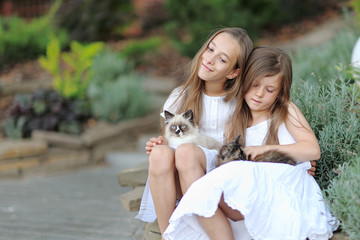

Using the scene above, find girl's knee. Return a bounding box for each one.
[149,145,175,176]
[175,144,205,171]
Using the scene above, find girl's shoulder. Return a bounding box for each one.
[286,101,306,127]
[287,101,301,115]
[285,101,314,133]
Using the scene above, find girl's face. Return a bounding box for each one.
[244,74,281,116]
[198,32,240,83]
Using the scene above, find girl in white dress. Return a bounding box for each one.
[163,47,339,240]
[136,28,254,237]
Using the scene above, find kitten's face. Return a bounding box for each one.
[216,135,246,166]
[164,110,196,138]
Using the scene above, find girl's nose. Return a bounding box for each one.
[204,53,215,64]
[255,88,264,97]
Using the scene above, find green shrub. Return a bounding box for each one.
[350,0,360,25]
[87,51,150,123]
[55,0,135,42]
[325,156,360,239]
[164,0,341,57]
[292,71,360,190]
[164,0,282,57]
[2,89,91,138]
[120,37,162,66]
[39,35,104,100]
[0,0,68,69]
[291,28,358,86]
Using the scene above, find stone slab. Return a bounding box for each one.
[120,186,145,212]
[0,157,40,177]
[118,161,148,187]
[0,139,47,161]
[21,148,91,176]
[32,130,84,149]
[144,220,161,240]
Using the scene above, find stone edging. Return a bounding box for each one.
[0,113,159,179]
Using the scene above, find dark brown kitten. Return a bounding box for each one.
[215,135,296,167]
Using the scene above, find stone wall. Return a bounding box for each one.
[0,113,159,179]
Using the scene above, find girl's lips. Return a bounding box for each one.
[202,63,213,72]
[251,98,261,104]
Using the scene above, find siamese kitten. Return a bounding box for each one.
[216,135,296,167]
[164,110,222,150]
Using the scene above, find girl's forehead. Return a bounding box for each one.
[210,33,240,60]
[255,74,281,87]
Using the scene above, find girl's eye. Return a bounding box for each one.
[220,57,226,63]
[267,88,274,93]
[207,47,213,52]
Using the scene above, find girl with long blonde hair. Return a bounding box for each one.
[136,28,253,238]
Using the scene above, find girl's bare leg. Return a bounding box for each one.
[148,145,178,236]
[219,194,244,221]
[175,144,241,239]
[198,208,235,240]
[175,143,207,193]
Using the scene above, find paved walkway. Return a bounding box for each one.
[0,152,147,240]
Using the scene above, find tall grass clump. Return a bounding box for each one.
[292,71,360,190]
[325,156,360,240]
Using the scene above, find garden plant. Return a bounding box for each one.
[0,0,67,70]
[291,22,360,237]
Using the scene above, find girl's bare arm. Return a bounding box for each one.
[244,102,320,162]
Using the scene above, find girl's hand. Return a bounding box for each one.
[308,160,316,176]
[243,146,270,160]
[145,136,167,155]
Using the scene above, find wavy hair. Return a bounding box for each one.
[169,27,253,125]
[226,46,293,144]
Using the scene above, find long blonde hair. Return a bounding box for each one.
[170,27,253,125]
[226,46,293,144]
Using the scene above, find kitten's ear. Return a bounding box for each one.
[164,110,174,120]
[219,145,229,157]
[235,135,241,144]
[164,111,174,125]
[183,109,194,123]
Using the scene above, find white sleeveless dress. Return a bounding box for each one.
[163,120,339,240]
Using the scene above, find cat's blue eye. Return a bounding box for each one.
[181,125,186,129]
[171,126,176,130]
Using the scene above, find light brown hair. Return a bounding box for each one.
[226,46,293,144]
[170,27,253,125]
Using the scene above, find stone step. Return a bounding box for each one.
[118,161,148,212]
[144,220,161,240]
[118,161,148,187]
[0,139,47,160]
[120,186,145,212]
